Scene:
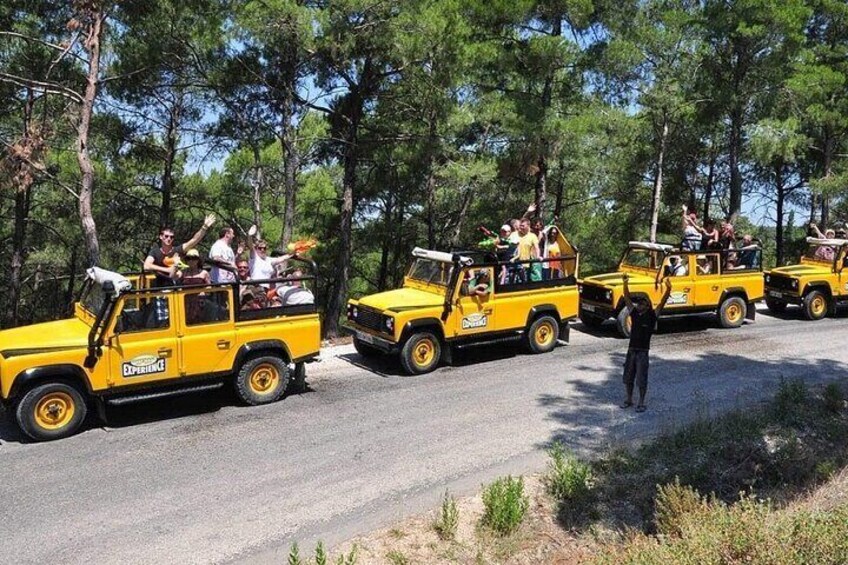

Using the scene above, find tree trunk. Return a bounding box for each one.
[703,147,716,219]
[65,246,79,316]
[251,144,263,232]
[775,162,785,266]
[728,110,743,221]
[280,91,300,250]
[821,134,834,227]
[532,15,560,221]
[425,109,438,249]
[377,193,393,291]
[77,10,104,267]
[449,187,474,247]
[160,99,180,228]
[392,195,406,288]
[649,118,669,243]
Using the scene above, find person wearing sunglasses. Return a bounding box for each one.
[246,224,294,286]
[144,214,216,287]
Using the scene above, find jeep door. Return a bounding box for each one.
[662,255,696,311]
[692,253,723,307]
[178,287,235,377]
[106,293,182,386]
[453,267,496,337]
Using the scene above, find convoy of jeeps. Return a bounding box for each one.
[1,228,844,441]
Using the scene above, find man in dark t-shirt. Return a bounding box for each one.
[144,214,216,288]
[620,273,672,413]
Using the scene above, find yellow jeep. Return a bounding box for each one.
[764,237,848,320]
[0,265,320,441]
[579,241,764,337]
[346,230,580,375]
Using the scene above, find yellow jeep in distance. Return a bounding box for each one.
[764,237,848,320]
[579,241,764,337]
[0,265,320,441]
[346,231,579,375]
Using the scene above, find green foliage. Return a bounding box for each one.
[480,475,529,536]
[823,383,845,414]
[543,442,594,505]
[433,490,459,541]
[315,540,328,565]
[288,541,302,565]
[385,550,408,565]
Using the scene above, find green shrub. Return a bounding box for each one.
[544,442,594,504]
[822,383,844,414]
[654,478,710,537]
[774,379,807,420]
[481,475,529,536]
[433,490,459,540]
[288,542,302,565]
[315,541,327,565]
[385,550,408,565]
[335,544,358,565]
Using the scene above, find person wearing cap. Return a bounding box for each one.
[620,272,673,413]
[182,248,210,286]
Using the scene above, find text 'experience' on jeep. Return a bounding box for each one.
[578,241,764,337]
[345,229,580,375]
[0,261,321,441]
[765,237,848,320]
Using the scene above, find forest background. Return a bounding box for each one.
[1,0,846,336]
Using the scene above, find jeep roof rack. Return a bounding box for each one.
[627,241,675,252]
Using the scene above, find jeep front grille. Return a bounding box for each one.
[354,306,386,333]
[766,274,796,292]
[581,283,612,305]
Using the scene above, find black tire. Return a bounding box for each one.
[615,307,632,338]
[16,381,88,442]
[525,315,560,354]
[400,331,441,375]
[803,290,828,321]
[579,312,604,329]
[234,355,289,405]
[353,336,382,358]
[765,298,787,314]
[718,296,747,328]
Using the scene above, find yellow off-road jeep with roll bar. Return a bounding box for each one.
[578,241,764,337]
[0,261,320,442]
[345,229,580,375]
[764,237,848,320]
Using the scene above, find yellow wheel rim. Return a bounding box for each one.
[249,363,280,395]
[34,392,75,431]
[726,303,742,323]
[413,338,436,367]
[812,295,826,316]
[535,321,555,347]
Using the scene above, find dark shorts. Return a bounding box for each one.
[623,349,650,390]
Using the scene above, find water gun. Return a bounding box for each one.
[476,225,498,250]
[287,238,318,256]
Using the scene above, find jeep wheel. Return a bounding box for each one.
[235,355,289,405]
[353,336,382,358]
[400,332,441,375]
[579,312,604,329]
[765,298,787,314]
[615,307,632,338]
[803,290,828,321]
[526,315,559,354]
[16,382,88,442]
[718,296,747,328]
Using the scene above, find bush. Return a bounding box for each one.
[544,442,594,504]
[433,490,459,540]
[774,379,807,421]
[481,475,529,536]
[822,383,844,414]
[654,478,710,537]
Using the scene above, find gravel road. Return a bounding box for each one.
[1,306,846,564]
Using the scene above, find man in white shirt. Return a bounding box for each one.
[209,226,237,283]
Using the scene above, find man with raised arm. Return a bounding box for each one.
[144,214,216,288]
[620,273,673,413]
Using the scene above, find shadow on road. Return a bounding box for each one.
[0,380,314,444]
[572,313,719,339]
[340,342,524,377]
[538,351,848,454]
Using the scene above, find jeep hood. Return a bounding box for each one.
[581,272,656,287]
[354,288,445,313]
[769,264,831,277]
[0,318,91,358]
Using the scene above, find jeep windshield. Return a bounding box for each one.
[407,258,454,287]
[79,280,109,316]
[620,248,664,272]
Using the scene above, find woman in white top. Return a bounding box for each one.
[247,225,294,285]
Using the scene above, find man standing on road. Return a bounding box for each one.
[620,273,672,413]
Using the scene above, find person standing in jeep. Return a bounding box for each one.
[620,273,672,413]
[144,214,216,287]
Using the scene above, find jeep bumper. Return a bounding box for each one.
[344,324,398,353]
[764,288,801,304]
[579,301,615,320]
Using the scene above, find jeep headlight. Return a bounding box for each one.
[792,279,798,289]
[765,275,770,283]
[384,316,394,332]
[578,285,583,294]
[605,290,612,301]
[352,307,359,319]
